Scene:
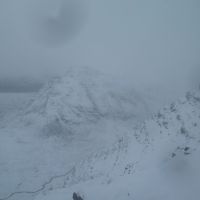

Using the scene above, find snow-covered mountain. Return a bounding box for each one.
[34,89,200,200]
[0,67,150,200]
[0,67,200,200]
[20,67,149,137]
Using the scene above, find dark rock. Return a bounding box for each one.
[184,147,190,152]
[73,192,84,200]
[171,153,176,158]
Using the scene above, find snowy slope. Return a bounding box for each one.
[18,67,149,136]
[34,89,200,200]
[1,67,199,200]
[0,67,150,200]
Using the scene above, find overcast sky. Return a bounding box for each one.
[0,0,199,91]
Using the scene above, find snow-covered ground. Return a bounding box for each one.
[0,67,149,200]
[0,67,199,200]
[35,90,200,200]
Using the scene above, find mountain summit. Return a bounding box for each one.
[22,67,149,136]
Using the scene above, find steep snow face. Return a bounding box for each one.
[34,89,200,200]
[75,89,200,182]
[21,67,149,136]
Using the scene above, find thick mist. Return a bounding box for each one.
[0,1,200,199]
[0,0,199,93]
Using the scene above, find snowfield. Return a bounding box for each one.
[0,67,200,200]
[35,89,200,200]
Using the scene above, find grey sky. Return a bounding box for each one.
[0,0,199,90]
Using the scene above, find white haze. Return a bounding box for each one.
[0,0,199,94]
[0,1,200,200]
